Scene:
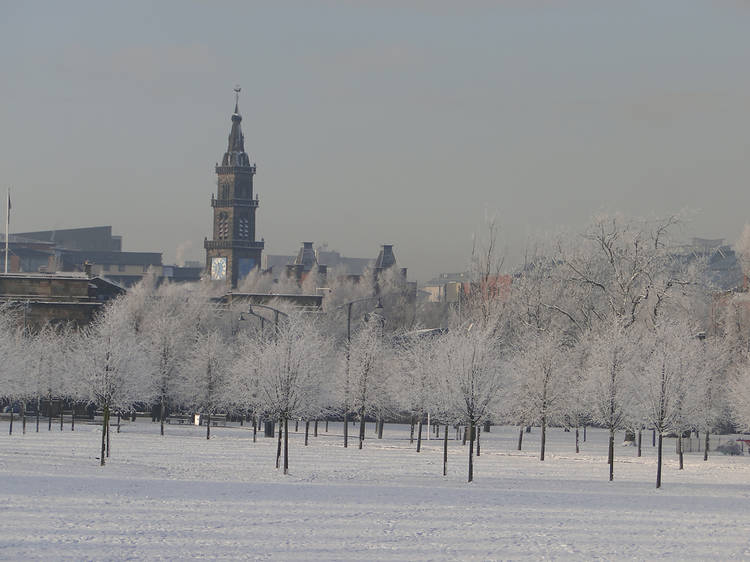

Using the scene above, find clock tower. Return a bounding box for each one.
[205,88,263,288]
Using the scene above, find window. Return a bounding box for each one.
[218,212,229,239]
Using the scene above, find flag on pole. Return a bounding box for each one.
[4,187,9,274]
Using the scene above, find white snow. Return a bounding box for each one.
[2,420,750,560]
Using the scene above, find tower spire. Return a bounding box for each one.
[223,85,250,167]
[233,85,241,114]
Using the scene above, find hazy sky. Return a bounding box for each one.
[3,1,750,281]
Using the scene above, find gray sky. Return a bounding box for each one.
[2,1,750,281]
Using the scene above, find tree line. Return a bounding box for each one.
[2,213,750,488]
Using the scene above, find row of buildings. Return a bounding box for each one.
[0,92,416,326]
[3,92,747,328]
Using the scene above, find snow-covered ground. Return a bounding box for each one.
[2,419,750,560]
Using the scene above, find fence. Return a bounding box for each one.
[677,435,747,454]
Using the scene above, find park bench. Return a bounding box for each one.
[166,415,193,425]
[200,414,227,427]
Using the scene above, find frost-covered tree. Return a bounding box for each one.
[582,320,637,482]
[234,312,333,473]
[394,331,440,452]
[434,322,504,482]
[509,329,572,461]
[24,326,70,432]
[0,304,26,434]
[73,298,149,465]
[691,333,730,461]
[562,214,686,330]
[734,223,750,284]
[728,350,750,435]
[631,318,696,488]
[346,313,391,450]
[140,283,208,435]
[179,329,232,440]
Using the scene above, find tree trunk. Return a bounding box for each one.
[517,426,524,451]
[106,410,110,457]
[656,432,663,488]
[704,431,709,461]
[652,428,656,447]
[160,395,165,436]
[608,427,614,482]
[476,426,481,457]
[304,420,310,446]
[678,435,684,470]
[100,406,108,466]
[295,419,299,433]
[583,425,587,442]
[462,426,468,446]
[540,415,546,461]
[36,399,40,433]
[377,418,383,439]
[8,410,13,435]
[443,424,449,476]
[468,420,475,483]
[575,426,580,454]
[637,429,642,457]
[358,409,366,450]
[21,403,26,435]
[343,412,348,448]
[253,416,257,443]
[283,417,289,475]
[206,413,211,440]
[325,419,329,432]
[71,410,75,431]
[409,416,415,444]
[276,417,282,469]
[60,408,64,431]
[117,412,121,434]
[48,405,52,431]
[416,420,423,452]
[314,419,318,437]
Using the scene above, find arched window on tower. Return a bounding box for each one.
[218,212,229,239]
[239,217,249,239]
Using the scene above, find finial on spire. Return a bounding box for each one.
[233,85,241,114]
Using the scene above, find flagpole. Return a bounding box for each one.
[4,187,9,274]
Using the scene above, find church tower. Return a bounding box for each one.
[205,88,263,288]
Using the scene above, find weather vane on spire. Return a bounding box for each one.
[233,85,241,113]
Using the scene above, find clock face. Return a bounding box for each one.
[211,257,227,280]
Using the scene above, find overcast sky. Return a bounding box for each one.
[2,1,750,281]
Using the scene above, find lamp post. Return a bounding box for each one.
[337,296,384,448]
[241,304,289,336]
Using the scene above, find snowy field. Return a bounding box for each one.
[2,419,750,560]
